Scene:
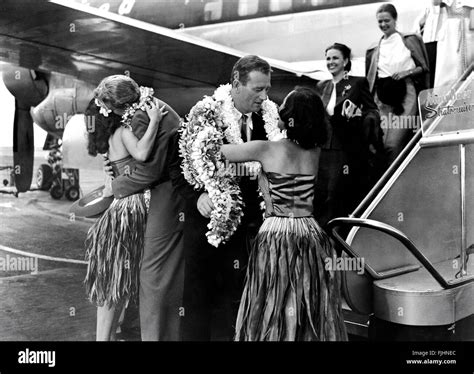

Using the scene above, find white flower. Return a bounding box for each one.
[95,98,111,117]
[178,83,282,247]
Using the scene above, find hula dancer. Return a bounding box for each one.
[84,75,167,341]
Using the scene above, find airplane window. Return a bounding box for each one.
[204,0,223,21]
[238,0,258,16]
[269,0,292,12]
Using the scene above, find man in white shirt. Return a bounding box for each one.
[415,0,473,87]
[415,0,451,87]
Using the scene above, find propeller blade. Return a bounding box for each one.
[12,99,34,193]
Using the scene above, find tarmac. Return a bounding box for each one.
[0,148,105,341]
[0,148,226,341]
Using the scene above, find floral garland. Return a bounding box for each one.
[121,86,155,129]
[94,98,112,117]
[179,84,283,247]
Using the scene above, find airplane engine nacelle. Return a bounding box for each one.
[31,84,95,138]
[61,114,102,171]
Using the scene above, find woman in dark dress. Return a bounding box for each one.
[316,43,382,227]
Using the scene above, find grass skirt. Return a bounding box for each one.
[235,216,348,341]
[84,193,147,307]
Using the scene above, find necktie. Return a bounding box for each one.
[241,114,250,142]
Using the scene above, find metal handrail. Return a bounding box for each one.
[351,63,474,218]
[327,217,474,289]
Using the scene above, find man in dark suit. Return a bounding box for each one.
[111,99,185,341]
[170,55,271,340]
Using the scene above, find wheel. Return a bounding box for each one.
[65,186,80,201]
[50,184,63,199]
[36,164,53,190]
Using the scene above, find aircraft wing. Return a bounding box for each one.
[0,0,315,113]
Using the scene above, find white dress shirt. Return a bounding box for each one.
[326,81,337,116]
[378,33,416,78]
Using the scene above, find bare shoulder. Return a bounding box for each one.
[265,139,287,152]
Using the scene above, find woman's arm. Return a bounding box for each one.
[394,34,430,82]
[121,100,168,162]
[221,140,269,163]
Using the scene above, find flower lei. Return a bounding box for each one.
[95,98,112,117]
[121,87,155,129]
[179,84,283,247]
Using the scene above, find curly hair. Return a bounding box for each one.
[85,99,122,157]
[279,86,327,149]
[94,74,140,112]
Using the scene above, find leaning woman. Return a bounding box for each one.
[366,3,430,165]
[84,75,167,341]
[219,87,348,341]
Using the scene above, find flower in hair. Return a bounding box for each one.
[94,98,112,117]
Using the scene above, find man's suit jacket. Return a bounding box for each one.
[168,108,267,340]
[317,75,381,153]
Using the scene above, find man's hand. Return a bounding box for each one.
[103,154,114,179]
[197,192,214,218]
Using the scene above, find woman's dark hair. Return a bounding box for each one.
[325,42,352,72]
[85,99,122,156]
[279,86,327,149]
[377,3,398,20]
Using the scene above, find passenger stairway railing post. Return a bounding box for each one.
[459,143,468,277]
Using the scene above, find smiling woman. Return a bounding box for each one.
[315,43,382,227]
[366,3,430,165]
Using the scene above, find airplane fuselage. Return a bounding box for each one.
[79,0,425,66]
